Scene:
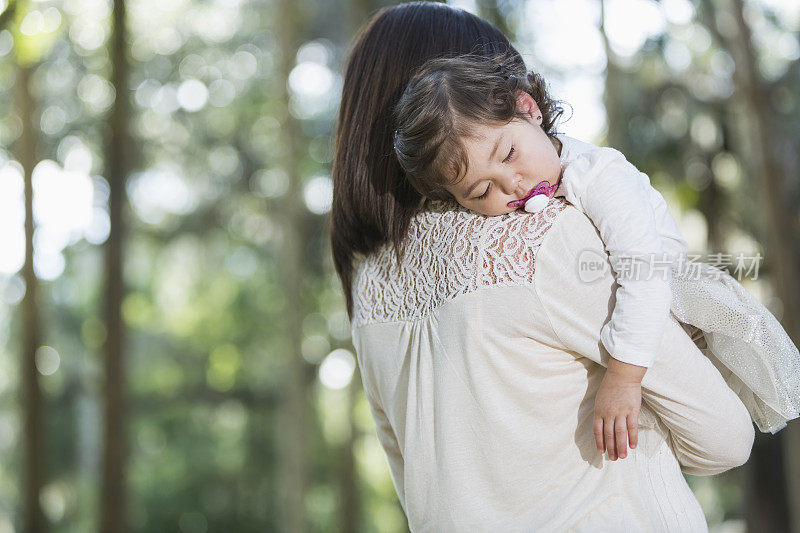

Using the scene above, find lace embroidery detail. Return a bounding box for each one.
[352,197,570,327]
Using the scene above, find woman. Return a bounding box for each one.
[331,3,754,530]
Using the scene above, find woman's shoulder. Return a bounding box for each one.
[540,202,605,252]
[534,203,609,286]
[392,196,572,268]
[352,197,572,327]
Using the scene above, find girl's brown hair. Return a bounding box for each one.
[331,2,548,320]
[392,51,566,199]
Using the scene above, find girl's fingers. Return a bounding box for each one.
[604,418,616,460]
[594,417,605,453]
[628,414,638,450]
[598,414,638,459]
[615,415,627,458]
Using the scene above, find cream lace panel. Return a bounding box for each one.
[352,197,569,327]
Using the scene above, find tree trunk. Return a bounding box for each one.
[743,433,789,532]
[694,153,725,252]
[789,424,800,533]
[599,0,628,150]
[710,0,800,530]
[721,0,800,344]
[16,57,47,533]
[100,0,131,530]
[477,1,514,44]
[275,0,310,530]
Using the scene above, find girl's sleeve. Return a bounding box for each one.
[557,147,673,368]
[531,208,754,475]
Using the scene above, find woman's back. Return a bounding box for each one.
[350,198,727,531]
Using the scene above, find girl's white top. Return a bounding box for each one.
[554,134,689,368]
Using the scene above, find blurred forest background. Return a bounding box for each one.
[0,0,797,531]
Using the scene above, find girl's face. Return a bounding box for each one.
[444,91,563,216]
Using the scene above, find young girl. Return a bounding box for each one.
[391,51,800,457]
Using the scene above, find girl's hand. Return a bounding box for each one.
[593,369,643,461]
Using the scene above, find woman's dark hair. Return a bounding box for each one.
[393,51,565,200]
[331,1,533,321]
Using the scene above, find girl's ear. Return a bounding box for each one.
[515,91,541,121]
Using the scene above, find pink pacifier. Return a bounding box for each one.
[507,180,560,213]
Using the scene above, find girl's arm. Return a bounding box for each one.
[532,207,754,474]
[558,146,674,369]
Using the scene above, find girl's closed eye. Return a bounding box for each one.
[475,145,515,201]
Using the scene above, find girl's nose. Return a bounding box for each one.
[499,173,523,195]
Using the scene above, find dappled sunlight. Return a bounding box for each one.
[319,348,355,390]
[0,150,102,279]
[303,174,332,215]
[127,165,197,225]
